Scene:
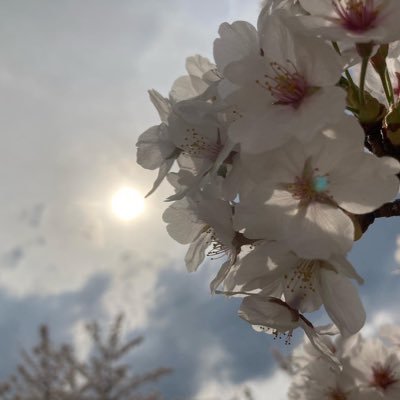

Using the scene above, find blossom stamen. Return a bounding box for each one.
[181,128,223,160]
[285,169,330,204]
[256,61,309,108]
[206,229,231,260]
[284,260,318,298]
[332,0,384,32]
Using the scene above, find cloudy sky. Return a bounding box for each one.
[1,1,400,399]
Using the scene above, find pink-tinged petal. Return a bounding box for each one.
[329,154,400,214]
[286,203,354,259]
[185,230,212,272]
[319,269,366,337]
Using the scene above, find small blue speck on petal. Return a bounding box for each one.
[313,176,329,193]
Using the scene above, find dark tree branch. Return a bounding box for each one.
[373,199,400,218]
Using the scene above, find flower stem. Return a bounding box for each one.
[378,69,393,105]
[356,43,374,107]
[359,56,369,106]
[384,68,395,105]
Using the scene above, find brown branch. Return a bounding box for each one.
[373,199,400,218]
[357,199,400,235]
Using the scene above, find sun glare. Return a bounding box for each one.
[111,187,145,221]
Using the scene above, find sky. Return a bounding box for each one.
[1,1,400,399]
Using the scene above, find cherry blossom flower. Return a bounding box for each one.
[288,358,358,400]
[346,338,400,399]
[169,55,221,103]
[226,241,365,336]
[162,186,239,291]
[137,55,226,198]
[214,10,345,153]
[235,116,400,258]
[299,0,400,44]
[136,91,178,197]
[237,294,340,367]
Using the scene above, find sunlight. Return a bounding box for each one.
[111,187,145,221]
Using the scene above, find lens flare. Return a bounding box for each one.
[111,187,144,221]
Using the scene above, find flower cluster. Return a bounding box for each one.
[136,0,400,364]
[284,324,400,399]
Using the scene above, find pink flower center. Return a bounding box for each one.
[256,61,310,108]
[327,388,348,400]
[371,363,398,390]
[332,0,382,32]
[284,160,331,205]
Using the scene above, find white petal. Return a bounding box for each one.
[162,199,206,244]
[234,191,296,240]
[185,230,212,272]
[186,55,216,78]
[213,21,259,76]
[286,203,354,259]
[197,199,234,245]
[327,254,364,284]
[145,158,175,198]
[293,87,347,142]
[239,296,299,333]
[299,0,333,16]
[329,154,400,214]
[170,75,209,102]
[237,242,297,292]
[299,318,341,370]
[229,109,293,153]
[136,124,176,170]
[319,269,366,337]
[148,90,171,123]
[210,259,233,293]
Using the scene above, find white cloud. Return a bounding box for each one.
[196,369,290,400]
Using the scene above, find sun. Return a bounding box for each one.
[111,187,145,221]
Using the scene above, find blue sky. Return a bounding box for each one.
[1,1,399,399]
